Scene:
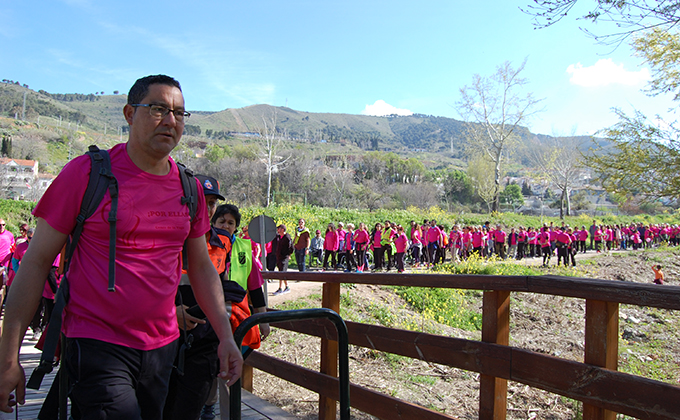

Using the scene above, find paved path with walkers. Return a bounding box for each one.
[0,308,298,420]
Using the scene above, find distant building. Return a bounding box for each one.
[0,157,39,200]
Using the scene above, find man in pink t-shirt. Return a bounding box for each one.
[494,225,507,259]
[0,75,243,418]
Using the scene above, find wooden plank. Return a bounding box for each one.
[241,390,299,420]
[319,282,340,420]
[247,352,459,420]
[261,272,528,291]
[271,319,512,379]
[583,300,618,420]
[479,291,509,420]
[527,276,680,310]
[260,272,680,310]
[510,348,680,420]
[260,318,680,420]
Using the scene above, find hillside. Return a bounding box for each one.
[0,81,600,164]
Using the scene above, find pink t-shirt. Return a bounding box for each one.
[324,230,339,251]
[354,229,369,245]
[426,226,442,243]
[450,231,461,248]
[33,143,209,351]
[528,231,537,245]
[411,229,422,245]
[0,230,15,267]
[471,231,484,248]
[461,232,472,248]
[394,233,408,253]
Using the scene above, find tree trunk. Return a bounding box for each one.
[493,162,501,213]
[565,188,571,216]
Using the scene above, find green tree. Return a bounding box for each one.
[585,108,680,204]
[467,155,498,213]
[571,190,594,211]
[582,29,680,204]
[633,28,680,101]
[499,184,524,210]
[204,144,227,163]
[521,180,532,196]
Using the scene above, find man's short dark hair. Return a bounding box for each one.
[212,204,241,228]
[128,75,182,105]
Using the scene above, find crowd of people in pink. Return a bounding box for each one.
[302,219,679,272]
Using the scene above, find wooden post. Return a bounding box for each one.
[242,364,254,392]
[479,290,510,420]
[319,282,341,420]
[583,300,619,420]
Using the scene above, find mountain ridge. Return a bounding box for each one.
[0,80,598,165]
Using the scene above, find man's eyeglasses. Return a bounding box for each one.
[130,104,190,122]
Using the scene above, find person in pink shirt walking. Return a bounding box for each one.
[393,225,409,273]
[0,75,243,418]
[323,223,339,271]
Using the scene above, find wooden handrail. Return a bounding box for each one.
[258,271,680,419]
[262,272,680,309]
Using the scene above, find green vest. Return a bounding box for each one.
[228,237,252,291]
[294,227,310,245]
[381,228,393,246]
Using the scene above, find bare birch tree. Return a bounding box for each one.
[457,58,542,212]
[531,136,587,218]
[258,111,291,207]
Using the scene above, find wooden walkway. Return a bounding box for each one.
[0,332,297,420]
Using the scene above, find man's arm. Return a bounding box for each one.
[185,236,243,386]
[0,218,67,413]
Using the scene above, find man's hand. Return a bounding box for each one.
[0,361,26,413]
[175,305,206,331]
[216,337,243,387]
[259,323,271,340]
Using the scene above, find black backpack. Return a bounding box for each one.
[27,145,198,392]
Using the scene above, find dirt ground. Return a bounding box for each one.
[251,248,680,420]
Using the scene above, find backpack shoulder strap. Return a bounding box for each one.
[176,161,198,271]
[27,145,118,391]
[77,145,119,292]
[176,161,197,222]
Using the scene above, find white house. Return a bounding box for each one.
[0,157,39,200]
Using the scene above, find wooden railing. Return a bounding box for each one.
[245,271,680,420]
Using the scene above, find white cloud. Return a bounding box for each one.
[361,100,413,116]
[566,59,650,87]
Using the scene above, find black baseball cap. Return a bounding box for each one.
[196,174,225,200]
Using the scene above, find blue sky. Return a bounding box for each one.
[1,0,676,136]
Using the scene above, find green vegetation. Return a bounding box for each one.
[0,199,36,234]
[391,286,482,330]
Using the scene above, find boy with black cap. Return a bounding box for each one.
[164,175,269,420]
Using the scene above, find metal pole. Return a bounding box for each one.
[230,309,350,420]
[259,215,268,303]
